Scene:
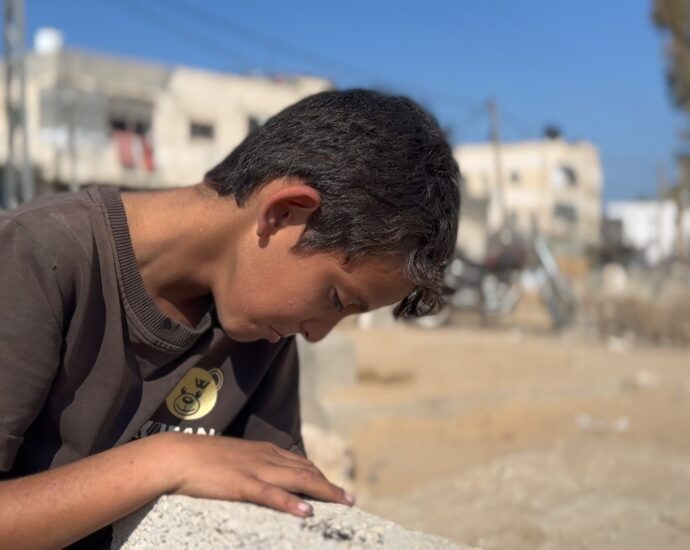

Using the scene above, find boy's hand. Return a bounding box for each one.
[159,433,354,517]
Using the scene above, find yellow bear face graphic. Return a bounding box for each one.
[165,367,224,420]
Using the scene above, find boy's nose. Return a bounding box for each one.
[300,317,340,343]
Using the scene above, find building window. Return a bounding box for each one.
[105,97,154,172]
[109,117,127,132]
[190,121,214,140]
[553,203,578,223]
[107,97,152,136]
[552,164,578,188]
[109,118,149,135]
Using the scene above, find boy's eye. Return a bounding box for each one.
[331,289,345,313]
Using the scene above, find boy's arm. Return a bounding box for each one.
[0,431,352,550]
[0,433,171,550]
[0,219,65,472]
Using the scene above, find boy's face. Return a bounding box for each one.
[210,180,414,343]
[215,249,412,344]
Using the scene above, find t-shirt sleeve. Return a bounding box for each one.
[224,337,305,456]
[0,219,63,472]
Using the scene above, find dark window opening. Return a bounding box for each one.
[560,165,578,186]
[134,121,150,135]
[553,203,578,223]
[190,122,214,140]
[107,97,152,136]
[109,118,149,136]
[109,118,127,132]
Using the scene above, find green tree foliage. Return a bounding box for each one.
[654,0,690,112]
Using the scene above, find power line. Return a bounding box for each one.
[452,103,489,142]
[110,0,544,147]
[500,107,541,140]
[158,0,380,84]
[157,0,483,109]
[105,0,255,72]
[604,154,665,169]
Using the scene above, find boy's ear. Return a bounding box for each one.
[256,184,321,239]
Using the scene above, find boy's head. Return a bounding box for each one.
[204,89,460,341]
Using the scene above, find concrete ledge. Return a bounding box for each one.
[297,331,357,429]
[113,495,473,549]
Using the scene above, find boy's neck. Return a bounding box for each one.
[120,183,243,328]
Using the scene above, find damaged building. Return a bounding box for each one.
[0,28,332,198]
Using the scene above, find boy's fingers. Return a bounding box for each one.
[265,445,314,466]
[263,466,352,506]
[265,454,319,472]
[242,478,313,518]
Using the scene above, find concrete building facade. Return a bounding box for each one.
[0,35,332,193]
[454,138,603,258]
[606,199,690,264]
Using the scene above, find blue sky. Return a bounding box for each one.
[22,0,682,201]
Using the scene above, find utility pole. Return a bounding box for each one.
[656,161,666,263]
[677,162,688,261]
[3,0,33,209]
[487,98,505,231]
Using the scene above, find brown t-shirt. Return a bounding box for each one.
[0,186,304,481]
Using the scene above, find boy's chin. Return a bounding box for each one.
[217,322,251,342]
[218,321,270,343]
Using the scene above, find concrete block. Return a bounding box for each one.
[297,331,356,429]
[302,422,355,492]
[112,495,475,549]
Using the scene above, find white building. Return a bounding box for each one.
[606,199,690,264]
[0,29,332,194]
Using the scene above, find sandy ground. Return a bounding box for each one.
[324,317,690,549]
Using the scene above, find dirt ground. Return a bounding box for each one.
[324,315,690,549]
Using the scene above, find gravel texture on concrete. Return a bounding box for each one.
[112,495,475,549]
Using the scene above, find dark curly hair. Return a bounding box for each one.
[204,89,460,317]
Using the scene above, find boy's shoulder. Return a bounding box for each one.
[3,186,101,228]
[1,188,114,299]
[1,187,107,261]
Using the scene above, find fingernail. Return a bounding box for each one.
[344,491,356,505]
[297,502,313,514]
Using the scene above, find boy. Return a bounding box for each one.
[0,89,460,548]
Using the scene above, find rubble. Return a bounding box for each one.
[574,414,630,434]
[586,263,690,346]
